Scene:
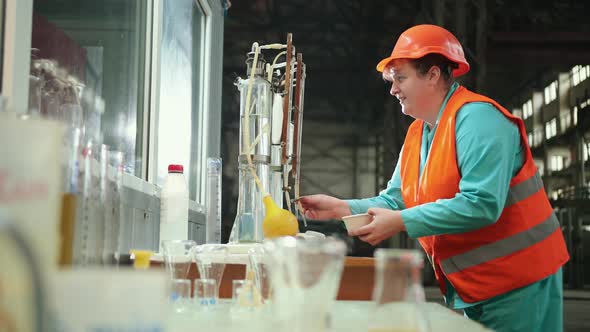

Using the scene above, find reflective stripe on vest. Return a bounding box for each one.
[441,212,560,275]
[440,170,553,275]
[505,171,544,208]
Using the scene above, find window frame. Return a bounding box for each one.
[6,0,223,206]
[146,0,222,205]
[2,0,34,113]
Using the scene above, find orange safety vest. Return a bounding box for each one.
[400,85,569,303]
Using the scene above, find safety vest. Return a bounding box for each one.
[400,85,569,303]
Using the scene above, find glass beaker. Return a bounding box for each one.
[265,236,347,332]
[231,279,257,311]
[169,278,191,313]
[162,240,196,280]
[193,244,227,296]
[370,249,429,332]
[248,245,271,304]
[195,278,218,307]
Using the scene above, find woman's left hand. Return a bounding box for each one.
[348,208,406,246]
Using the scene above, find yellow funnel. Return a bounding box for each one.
[262,195,299,238]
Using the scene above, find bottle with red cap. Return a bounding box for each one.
[159,164,189,252]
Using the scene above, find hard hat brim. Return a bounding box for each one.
[376,56,396,72]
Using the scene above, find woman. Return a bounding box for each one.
[299,24,569,332]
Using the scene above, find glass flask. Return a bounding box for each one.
[370,249,430,332]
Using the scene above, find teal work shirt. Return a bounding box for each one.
[347,83,559,310]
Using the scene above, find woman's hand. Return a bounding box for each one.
[349,208,406,246]
[297,194,352,220]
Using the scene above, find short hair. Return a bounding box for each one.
[410,53,458,84]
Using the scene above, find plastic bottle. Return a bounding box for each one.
[159,164,189,252]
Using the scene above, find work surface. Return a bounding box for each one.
[167,300,493,331]
[162,256,378,300]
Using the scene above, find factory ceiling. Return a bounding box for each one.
[222,0,590,120]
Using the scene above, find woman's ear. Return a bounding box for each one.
[428,66,441,85]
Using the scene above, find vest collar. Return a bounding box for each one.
[429,82,460,130]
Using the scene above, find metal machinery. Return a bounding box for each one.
[230,33,307,243]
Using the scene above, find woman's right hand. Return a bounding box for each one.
[297,194,352,220]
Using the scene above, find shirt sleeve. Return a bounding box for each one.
[345,153,406,214]
[401,102,524,238]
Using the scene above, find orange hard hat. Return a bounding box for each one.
[376,24,470,77]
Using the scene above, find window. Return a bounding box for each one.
[533,129,543,147]
[30,0,148,176]
[545,118,557,139]
[574,106,578,125]
[572,65,590,86]
[512,108,522,118]
[522,99,533,119]
[528,132,534,146]
[28,0,224,201]
[550,155,564,172]
[584,142,590,162]
[544,81,558,105]
[560,112,571,133]
[534,159,544,176]
[153,0,213,202]
[572,66,580,86]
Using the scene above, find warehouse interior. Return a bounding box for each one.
[2,0,590,330]
[219,1,590,330]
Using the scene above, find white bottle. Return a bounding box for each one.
[159,164,189,252]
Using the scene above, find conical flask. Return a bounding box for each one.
[229,161,268,243]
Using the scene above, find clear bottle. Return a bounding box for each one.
[370,249,430,332]
[159,164,189,252]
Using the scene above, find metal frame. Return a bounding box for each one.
[146,0,164,184]
[146,0,223,207]
[141,0,157,181]
[192,0,211,204]
[2,0,33,113]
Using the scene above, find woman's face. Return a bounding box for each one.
[383,59,434,120]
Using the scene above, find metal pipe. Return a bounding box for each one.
[280,33,293,165]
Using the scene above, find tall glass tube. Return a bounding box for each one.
[104,150,123,264]
[230,71,272,243]
[206,157,222,244]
